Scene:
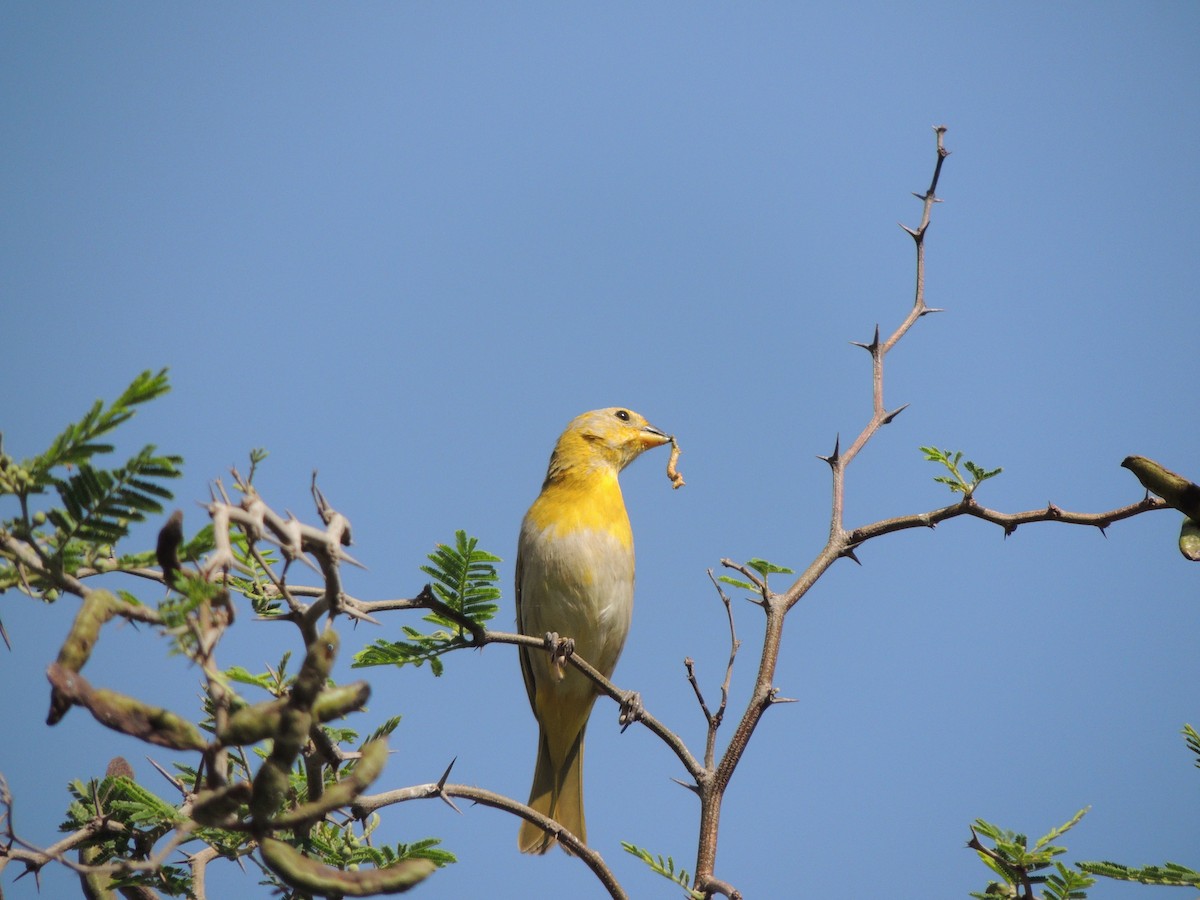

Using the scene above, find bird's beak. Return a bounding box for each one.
[639,425,671,449]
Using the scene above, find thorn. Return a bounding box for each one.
[1004,524,1018,538]
[840,546,862,566]
[145,756,186,795]
[436,758,462,814]
[899,222,919,237]
[670,777,701,796]
[919,306,945,316]
[850,324,881,353]
[881,403,909,425]
[910,191,927,201]
[340,604,382,626]
[817,435,841,467]
[338,549,367,570]
[1046,503,1063,518]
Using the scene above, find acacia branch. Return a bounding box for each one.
[851,494,1167,544]
[690,125,954,896]
[482,630,704,781]
[353,779,627,900]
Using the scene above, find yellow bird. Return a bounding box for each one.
[516,407,670,854]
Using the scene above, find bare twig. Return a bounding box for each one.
[482,630,704,781]
[354,780,628,900]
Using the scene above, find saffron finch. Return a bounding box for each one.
[516,407,670,853]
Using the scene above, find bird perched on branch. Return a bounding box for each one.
[516,407,671,853]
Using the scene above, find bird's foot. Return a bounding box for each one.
[618,690,644,731]
[544,632,575,678]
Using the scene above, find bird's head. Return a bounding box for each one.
[543,407,671,483]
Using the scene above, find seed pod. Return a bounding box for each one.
[1121,456,1200,519]
[192,781,253,827]
[1180,518,1200,562]
[218,682,371,747]
[259,837,436,895]
[271,738,389,828]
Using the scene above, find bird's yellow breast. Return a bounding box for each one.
[523,469,633,550]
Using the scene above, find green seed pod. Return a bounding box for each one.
[218,682,370,747]
[272,738,388,828]
[191,781,253,827]
[218,699,286,746]
[55,591,118,672]
[1121,456,1200,519]
[250,758,292,823]
[87,687,208,751]
[259,837,436,895]
[312,681,371,722]
[291,627,339,706]
[1180,518,1200,562]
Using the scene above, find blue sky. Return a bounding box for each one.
[2,4,1198,898]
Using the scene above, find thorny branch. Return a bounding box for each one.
[680,125,1169,897]
[354,773,628,900]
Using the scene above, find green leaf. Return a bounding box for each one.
[224,666,278,691]
[622,842,703,899]
[1042,862,1094,900]
[1034,808,1088,851]
[1184,724,1200,768]
[418,530,501,628]
[48,447,182,549]
[27,369,171,490]
[355,532,500,673]
[716,575,756,592]
[1078,860,1200,886]
[921,445,1002,496]
[745,558,794,577]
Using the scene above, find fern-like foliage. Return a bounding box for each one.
[46,445,179,545]
[970,808,1093,899]
[921,446,1002,496]
[224,528,286,616]
[420,530,501,629]
[25,369,172,489]
[306,817,456,870]
[353,531,500,676]
[1185,723,1200,768]
[621,842,704,899]
[63,767,193,896]
[1075,860,1200,886]
[0,369,181,599]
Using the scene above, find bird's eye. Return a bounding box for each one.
[614,409,631,421]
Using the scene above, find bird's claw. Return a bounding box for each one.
[544,632,575,678]
[618,691,644,731]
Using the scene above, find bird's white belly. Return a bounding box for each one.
[518,523,634,680]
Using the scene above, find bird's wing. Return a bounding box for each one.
[514,538,538,710]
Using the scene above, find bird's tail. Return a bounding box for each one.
[518,726,586,854]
